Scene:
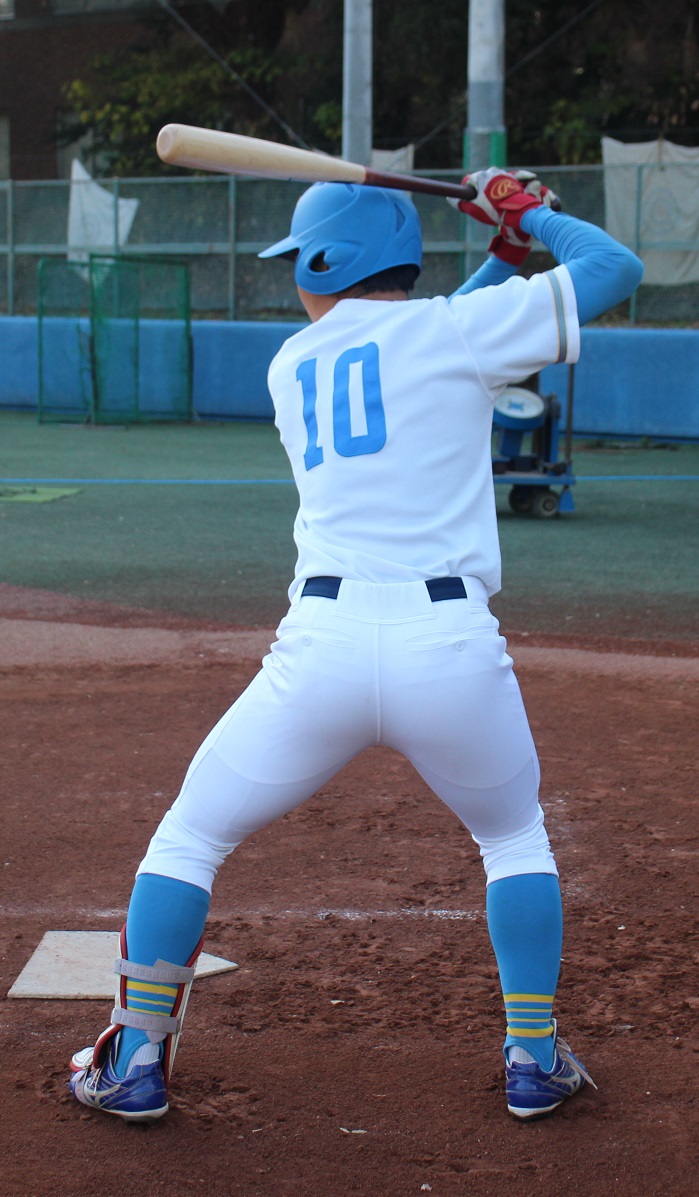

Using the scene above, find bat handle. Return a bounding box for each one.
[363,169,477,202]
[407,177,561,209]
[437,181,478,202]
[364,170,561,210]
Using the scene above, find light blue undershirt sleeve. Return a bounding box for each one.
[449,254,518,300]
[520,207,644,325]
[446,208,643,324]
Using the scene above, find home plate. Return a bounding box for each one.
[7,931,238,999]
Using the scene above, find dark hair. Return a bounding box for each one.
[345,263,421,296]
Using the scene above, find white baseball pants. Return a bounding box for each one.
[138,577,557,892]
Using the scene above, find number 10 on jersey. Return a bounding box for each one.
[296,342,387,470]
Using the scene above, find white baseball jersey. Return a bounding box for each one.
[268,264,579,601]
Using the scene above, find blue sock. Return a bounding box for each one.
[113,873,210,1078]
[486,873,563,1071]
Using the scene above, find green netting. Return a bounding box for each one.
[37,255,192,425]
[37,259,94,423]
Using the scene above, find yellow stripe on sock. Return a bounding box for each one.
[503,993,555,1003]
[127,995,175,1010]
[127,981,179,998]
[506,1025,554,1038]
[505,1007,552,1015]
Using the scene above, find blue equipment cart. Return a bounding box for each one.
[492,365,576,517]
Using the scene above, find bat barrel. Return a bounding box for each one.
[156,124,366,184]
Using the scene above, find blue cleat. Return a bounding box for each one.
[505,1023,597,1121]
[69,1033,168,1122]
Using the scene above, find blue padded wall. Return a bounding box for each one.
[1,318,697,440]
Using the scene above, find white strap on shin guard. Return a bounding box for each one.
[112,953,200,1078]
[109,1007,179,1040]
[115,958,196,985]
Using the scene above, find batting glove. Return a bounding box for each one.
[486,227,533,267]
[513,169,560,209]
[486,172,561,265]
[449,169,560,266]
[455,167,560,234]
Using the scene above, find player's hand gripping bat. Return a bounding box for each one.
[448,167,562,265]
[156,123,478,202]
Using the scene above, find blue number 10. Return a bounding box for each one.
[296,342,387,470]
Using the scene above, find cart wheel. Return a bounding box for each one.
[508,485,534,514]
[531,488,559,519]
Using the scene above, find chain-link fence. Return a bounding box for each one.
[1,164,697,324]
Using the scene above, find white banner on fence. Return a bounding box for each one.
[370,145,415,173]
[67,159,139,263]
[602,137,699,285]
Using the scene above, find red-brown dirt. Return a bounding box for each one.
[1,588,697,1197]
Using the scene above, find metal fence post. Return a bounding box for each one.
[630,164,643,326]
[228,176,237,320]
[113,177,120,254]
[7,179,14,316]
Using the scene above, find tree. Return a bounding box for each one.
[59,0,699,176]
[58,1,290,176]
[504,0,699,164]
[279,0,470,164]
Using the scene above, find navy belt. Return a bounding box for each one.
[301,576,467,602]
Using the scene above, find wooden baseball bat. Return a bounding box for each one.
[156,124,477,201]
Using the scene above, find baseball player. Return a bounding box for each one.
[69,168,643,1123]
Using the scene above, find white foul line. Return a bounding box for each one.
[0,903,481,923]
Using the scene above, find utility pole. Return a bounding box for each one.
[342,0,373,166]
[465,0,506,171]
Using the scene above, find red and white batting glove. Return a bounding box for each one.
[486,227,533,267]
[456,166,559,232]
[451,168,560,266]
[514,169,560,212]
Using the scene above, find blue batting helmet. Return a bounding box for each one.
[258,182,422,295]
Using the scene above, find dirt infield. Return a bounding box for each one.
[1,592,698,1196]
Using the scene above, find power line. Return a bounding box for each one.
[156,0,309,150]
[412,99,467,152]
[413,0,611,153]
[506,0,610,78]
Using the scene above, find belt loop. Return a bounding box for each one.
[425,577,467,602]
[301,576,342,599]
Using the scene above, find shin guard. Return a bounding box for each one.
[70,926,203,1085]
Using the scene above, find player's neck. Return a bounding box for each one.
[298,286,410,323]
